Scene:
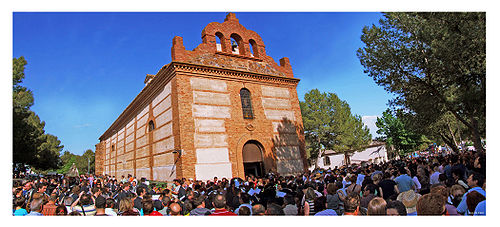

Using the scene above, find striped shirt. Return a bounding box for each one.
[306,200,316,216]
[72,205,96,216]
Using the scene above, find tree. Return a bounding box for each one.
[400,110,467,153]
[376,109,427,158]
[13,57,37,165]
[300,89,371,166]
[13,57,63,170]
[357,12,485,152]
[82,149,95,174]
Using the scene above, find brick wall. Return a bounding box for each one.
[96,13,307,181]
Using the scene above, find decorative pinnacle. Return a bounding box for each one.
[224,12,239,22]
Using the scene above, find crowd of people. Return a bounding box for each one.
[12,148,486,216]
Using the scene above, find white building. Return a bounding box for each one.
[312,142,388,170]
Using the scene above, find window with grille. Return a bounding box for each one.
[240,88,254,119]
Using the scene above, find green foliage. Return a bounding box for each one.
[300,89,371,165]
[57,149,95,174]
[58,155,77,174]
[357,12,485,152]
[13,57,63,170]
[400,110,467,152]
[376,109,426,157]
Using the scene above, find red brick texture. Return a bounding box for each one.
[96,13,307,180]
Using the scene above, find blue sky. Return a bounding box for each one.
[13,12,393,155]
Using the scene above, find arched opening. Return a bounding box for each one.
[242,140,265,177]
[230,33,243,55]
[249,39,258,57]
[148,120,155,132]
[215,32,224,52]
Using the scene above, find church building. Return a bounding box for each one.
[95,13,307,181]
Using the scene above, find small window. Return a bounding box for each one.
[323,156,331,166]
[148,120,155,132]
[240,88,254,119]
[112,145,115,152]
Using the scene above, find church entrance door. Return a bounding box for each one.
[242,141,265,178]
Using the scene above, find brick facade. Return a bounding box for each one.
[95,13,307,181]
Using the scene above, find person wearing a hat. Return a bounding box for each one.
[397,190,421,216]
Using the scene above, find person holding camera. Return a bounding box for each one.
[70,191,96,216]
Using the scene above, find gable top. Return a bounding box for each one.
[171,12,294,78]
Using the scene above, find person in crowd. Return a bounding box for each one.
[345,174,361,196]
[71,192,96,216]
[41,193,58,216]
[69,186,80,203]
[456,171,486,215]
[416,167,430,195]
[55,205,68,216]
[26,196,44,216]
[430,184,459,215]
[472,153,486,176]
[314,196,337,216]
[429,163,441,185]
[238,206,251,215]
[325,182,343,214]
[266,203,285,215]
[234,192,252,215]
[282,194,298,215]
[379,172,399,200]
[158,195,170,216]
[63,196,73,214]
[416,193,447,215]
[190,195,212,216]
[303,187,317,216]
[133,186,146,210]
[119,197,139,216]
[397,190,421,216]
[466,191,486,216]
[385,200,407,216]
[449,184,466,208]
[22,182,34,200]
[252,204,266,216]
[343,193,366,215]
[142,199,162,216]
[168,202,182,216]
[115,182,132,208]
[360,184,377,209]
[451,168,469,190]
[210,194,237,216]
[367,197,387,215]
[94,196,108,216]
[13,197,28,216]
[105,198,117,216]
[409,168,422,193]
[394,167,415,193]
